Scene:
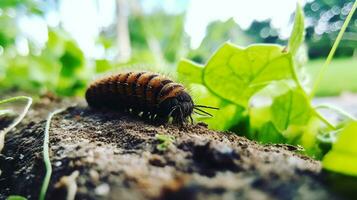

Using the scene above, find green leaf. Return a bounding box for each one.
[271,88,312,132]
[202,43,294,107]
[156,134,175,142]
[155,134,175,151]
[95,59,112,73]
[201,102,242,131]
[6,195,27,200]
[257,122,286,144]
[59,41,84,77]
[288,3,305,55]
[189,84,244,130]
[47,29,67,56]
[177,59,203,84]
[0,0,23,8]
[323,122,357,176]
[249,105,286,143]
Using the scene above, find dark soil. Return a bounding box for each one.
[0,96,351,200]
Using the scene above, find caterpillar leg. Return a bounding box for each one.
[153,114,169,125]
[189,115,194,125]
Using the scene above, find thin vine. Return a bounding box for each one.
[39,108,66,200]
[310,0,357,99]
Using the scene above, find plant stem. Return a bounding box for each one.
[310,0,357,99]
[291,59,305,92]
[314,110,336,130]
[39,108,66,200]
[0,96,32,152]
[315,104,356,121]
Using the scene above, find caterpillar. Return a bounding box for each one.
[85,71,217,125]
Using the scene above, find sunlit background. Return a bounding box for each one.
[0,0,356,96]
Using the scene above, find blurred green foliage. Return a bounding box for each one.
[129,11,188,68]
[245,20,283,45]
[0,0,355,97]
[0,28,88,96]
[98,10,188,71]
[0,0,88,96]
[323,121,357,176]
[188,18,252,64]
[307,58,357,96]
[304,0,356,58]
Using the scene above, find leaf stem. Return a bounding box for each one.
[315,104,356,121]
[310,0,357,99]
[291,61,305,92]
[313,109,337,130]
[39,108,66,200]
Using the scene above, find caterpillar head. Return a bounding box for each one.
[158,91,218,125]
[158,91,194,124]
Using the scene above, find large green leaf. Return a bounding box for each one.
[257,122,286,144]
[202,43,294,107]
[323,122,357,176]
[288,3,305,55]
[189,84,243,130]
[59,41,84,77]
[271,89,312,132]
[177,59,203,84]
[249,105,286,143]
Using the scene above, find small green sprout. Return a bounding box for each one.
[6,195,27,200]
[40,108,66,200]
[155,134,175,151]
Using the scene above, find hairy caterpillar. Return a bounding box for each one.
[85,71,217,125]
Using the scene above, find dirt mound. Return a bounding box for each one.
[0,99,343,200]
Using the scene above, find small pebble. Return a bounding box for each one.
[54,161,62,167]
[5,157,14,161]
[95,183,110,196]
[89,170,100,183]
[149,154,166,167]
[113,149,121,154]
[216,144,233,154]
[197,122,208,127]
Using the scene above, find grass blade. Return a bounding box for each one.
[39,108,66,200]
[310,0,357,98]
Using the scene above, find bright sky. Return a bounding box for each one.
[185,0,303,48]
[58,0,116,58]
[23,0,306,58]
